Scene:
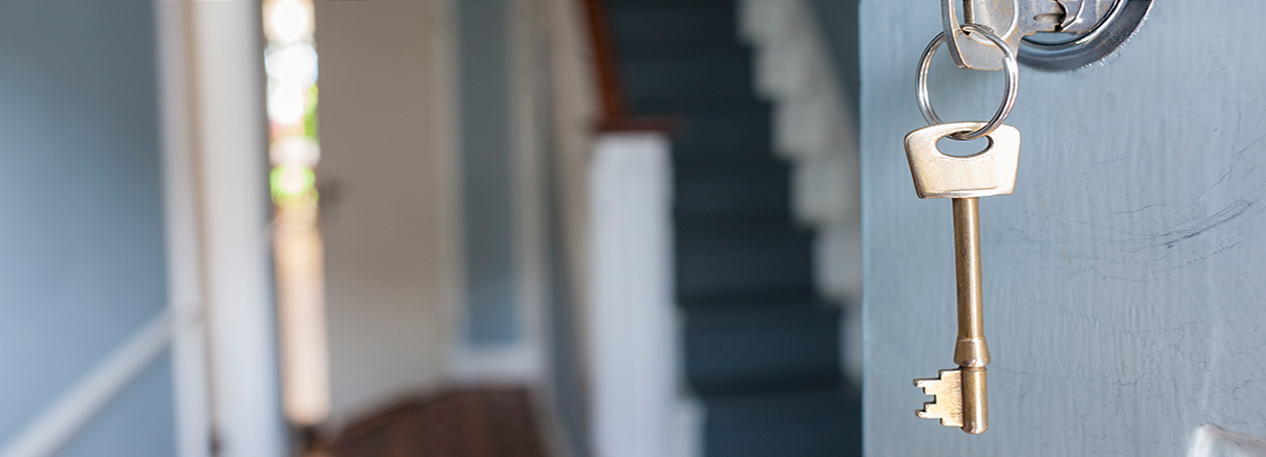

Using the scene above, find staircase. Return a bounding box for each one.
[604,1,861,456]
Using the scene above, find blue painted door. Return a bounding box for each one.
[861,2,1266,455]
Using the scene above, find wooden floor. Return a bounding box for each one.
[306,387,548,457]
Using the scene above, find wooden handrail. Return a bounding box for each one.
[580,0,676,134]
[580,0,626,120]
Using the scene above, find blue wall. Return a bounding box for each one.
[0,2,175,455]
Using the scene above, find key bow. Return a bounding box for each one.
[904,122,1020,199]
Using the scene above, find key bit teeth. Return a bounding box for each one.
[913,369,964,428]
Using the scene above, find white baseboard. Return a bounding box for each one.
[450,344,542,384]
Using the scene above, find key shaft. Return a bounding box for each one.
[952,197,989,434]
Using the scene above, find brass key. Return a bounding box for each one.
[904,121,1020,435]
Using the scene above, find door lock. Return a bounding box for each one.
[943,0,1152,72]
[1053,0,1113,35]
[942,0,1061,71]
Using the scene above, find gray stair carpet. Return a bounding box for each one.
[606,1,861,456]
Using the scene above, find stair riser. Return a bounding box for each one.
[620,55,754,111]
[675,239,814,300]
[685,314,841,393]
[609,4,738,51]
[704,421,860,457]
[675,165,792,218]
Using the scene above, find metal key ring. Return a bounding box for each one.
[916,24,1019,141]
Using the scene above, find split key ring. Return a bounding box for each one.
[916,24,1019,141]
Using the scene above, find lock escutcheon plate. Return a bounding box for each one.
[943,0,1152,72]
[1019,0,1153,71]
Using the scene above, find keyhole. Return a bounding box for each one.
[937,135,991,158]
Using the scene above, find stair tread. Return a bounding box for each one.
[606,0,736,5]
[673,109,770,138]
[675,214,809,237]
[685,301,841,393]
[608,2,739,51]
[632,100,770,118]
[675,160,791,219]
[670,145,779,166]
[679,292,823,308]
[703,385,861,422]
[618,50,757,112]
[702,386,862,457]
[685,298,839,323]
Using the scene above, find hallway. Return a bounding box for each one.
[306,388,547,457]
